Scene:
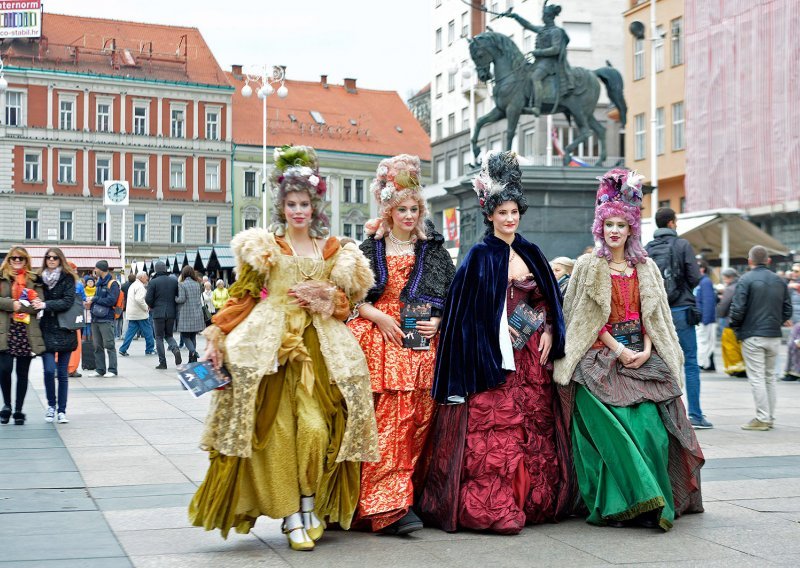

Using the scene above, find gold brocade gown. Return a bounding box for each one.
[190,246,377,537]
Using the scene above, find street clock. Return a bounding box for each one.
[103,180,130,208]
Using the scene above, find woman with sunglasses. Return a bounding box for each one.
[0,247,45,425]
[32,248,78,424]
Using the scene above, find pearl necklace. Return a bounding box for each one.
[388,231,414,256]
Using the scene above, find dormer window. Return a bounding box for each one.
[310,110,325,125]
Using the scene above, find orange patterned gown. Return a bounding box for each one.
[347,254,437,531]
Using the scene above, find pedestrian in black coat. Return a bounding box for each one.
[145,261,181,369]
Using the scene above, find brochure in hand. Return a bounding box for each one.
[610,318,644,352]
[401,302,432,350]
[176,361,232,398]
[508,301,545,350]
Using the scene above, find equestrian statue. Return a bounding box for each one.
[468,1,627,166]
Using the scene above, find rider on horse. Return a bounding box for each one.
[503,1,574,116]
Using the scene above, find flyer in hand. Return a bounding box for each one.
[401,302,432,350]
[176,361,232,398]
[610,318,644,352]
[508,302,545,350]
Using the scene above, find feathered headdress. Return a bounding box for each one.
[269,145,329,237]
[592,167,648,266]
[472,151,511,208]
[595,168,644,208]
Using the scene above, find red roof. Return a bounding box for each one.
[23,246,122,271]
[1,13,230,88]
[229,74,431,161]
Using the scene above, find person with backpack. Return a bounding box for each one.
[645,208,710,429]
[84,260,120,378]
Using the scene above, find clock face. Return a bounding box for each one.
[106,182,128,203]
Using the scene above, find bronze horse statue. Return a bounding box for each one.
[468,30,626,167]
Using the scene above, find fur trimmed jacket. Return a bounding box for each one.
[553,253,685,387]
[359,220,456,312]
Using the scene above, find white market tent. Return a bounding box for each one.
[641,209,789,269]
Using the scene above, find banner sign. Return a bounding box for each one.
[443,208,459,247]
[0,1,42,39]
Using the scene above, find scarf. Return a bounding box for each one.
[12,268,36,325]
[42,267,62,289]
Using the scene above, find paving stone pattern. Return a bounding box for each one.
[1,338,799,567]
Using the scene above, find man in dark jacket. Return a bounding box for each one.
[86,260,120,377]
[645,208,710,428]
[729,245,793,431]
[145,261,181,370]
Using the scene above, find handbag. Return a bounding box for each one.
[202,304,213,327]
[58,297,86,330]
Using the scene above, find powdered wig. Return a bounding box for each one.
[473,151,528,234]
[591,168,648,266]
[365,154,428,242]
[269,145,329,238]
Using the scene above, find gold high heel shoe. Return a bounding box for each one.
[282,523,315,551]
[302,510,326,542]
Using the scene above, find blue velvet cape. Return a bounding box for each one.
[431,232,565,404]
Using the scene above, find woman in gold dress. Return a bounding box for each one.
[190,146,379,551]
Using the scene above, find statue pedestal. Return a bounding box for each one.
[450,166,602,264]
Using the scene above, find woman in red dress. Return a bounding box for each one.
[348,154,455,534]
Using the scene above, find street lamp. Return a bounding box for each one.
[240,65,288,229]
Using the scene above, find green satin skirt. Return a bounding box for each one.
[572,384,674,531]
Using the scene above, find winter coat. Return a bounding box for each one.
[553,253,685,387]
[90,273,120,322]
[0,272,46,355]
[126,279,149,321]
[145,271,179,319]
[39,271,78,353]
[211,287,230,310]
[176,279,205,332]
[717,278,738,319]
[696,275,717,325]
[645,228,702,308]
[729,265,793,340]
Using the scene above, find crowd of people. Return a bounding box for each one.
[2,144,796,551]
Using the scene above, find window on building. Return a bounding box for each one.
[133,103,148,135]
[59,99,75,130]
[171,108,185,138]
[448,154,458,181]
[448,20,455,45]
[655,107,665,155]
[25,209,39,240]
[206,109,219,140]
[679,197,687,213]
[655,25,665,73]
[447,113,456,136]
[563,22,591,50]
[95,156,111,185]
[522,128,536,156]
[435,0,441,7]
[171,214,183,244]
[205,161,220,190]
[133,213,147,242]
[671,17,683,66]
[244,171,256,197]
[343,223,352,238]
[658,199,671,209]
[355,224,364,241]
[435,119,443,140]
[355,179,364,203]
[244,218,258,230]
[448,69,456,92]
[435,28,442,52]
[634,113,646,160]
[24,151,40,182]
[633,38,645,80]
[206,216,218,244]
[96,211,107,242]
[58,154,75,184]
[672,101,685,150]
[310,110,326,125]
[59,210,73,241]
[461,11,469,37]
[133,158,148,188]
[490,1,500,17]
[97,101,111,132]
[343,178,352,203]
[523,32,533,52]
[435,158,445,183]
[461,107,470,131]
[5,91,23,126]
[170,160,185,189]
[435,74,443,98]
[461,149,471,174]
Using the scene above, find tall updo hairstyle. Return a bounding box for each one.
[364,154,428,242]
[269,145,329,238]
[472,151,528,235]
[591,168,648,266]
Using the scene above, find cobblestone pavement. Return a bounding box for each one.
[1,338,799,567]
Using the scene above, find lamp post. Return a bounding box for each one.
[648,0,659,222]
[240,65,288,229]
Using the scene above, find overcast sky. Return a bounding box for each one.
[46,0,432,98]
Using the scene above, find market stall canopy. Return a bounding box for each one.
[641,209,789,259]
[196,247,214,271]
[211,246,235,270]
[15,246,122,271]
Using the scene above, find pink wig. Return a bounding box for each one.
[365,154,428,242]
[591,168,648,266]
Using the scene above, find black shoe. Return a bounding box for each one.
[119,351,129,357]
[0,405,11,424]
[606,519,628,528]
[172,347,182,366]
[781,375,797,382]
[189,352,198,363]
[379,509,423,535]
[635,511,660,529]
[13,411,25,425]
[68,371,82,378]
[155,363,168,370]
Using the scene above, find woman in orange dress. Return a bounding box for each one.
[348,155,455,534]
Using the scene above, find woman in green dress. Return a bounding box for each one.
[553,169,704,530]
